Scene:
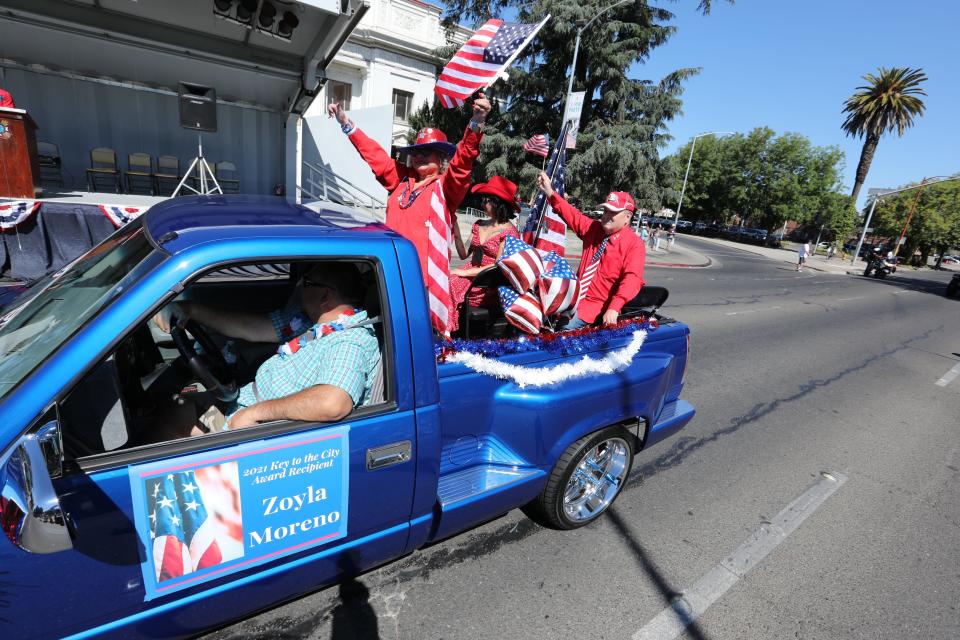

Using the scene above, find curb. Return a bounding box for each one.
[567,253,713,269]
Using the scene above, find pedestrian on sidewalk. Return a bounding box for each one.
[826,244,836,260]
[797,240,811,272]
[640,222,650,243]
[537,171,645,328]
[652,226,661,251]
[667,225,676,251]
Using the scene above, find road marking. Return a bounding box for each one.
[836,296,865,302]
[633,471,848,640]
[935,362,960,387]
[724,305,781,316]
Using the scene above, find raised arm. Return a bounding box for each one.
[440,93,491,209]
[537,171,598,239]
[329,102,412,192]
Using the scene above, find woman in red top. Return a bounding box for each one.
[327,94,491,283]
[447,176,521,332]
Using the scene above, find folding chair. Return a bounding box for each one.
[215,161,240,194]
[154,155,180,196]
[37,141,64,188]
[125,152,154,195]
[86,147,121,192]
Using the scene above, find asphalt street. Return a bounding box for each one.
[208,236,960,640]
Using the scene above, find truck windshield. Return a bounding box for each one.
[0,222,155,398]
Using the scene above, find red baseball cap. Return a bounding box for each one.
[598,191,635,213]
[398,127,457,157]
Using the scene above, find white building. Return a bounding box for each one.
[307,0,470,149]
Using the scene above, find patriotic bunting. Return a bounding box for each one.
[0,200,40,230]
[99,204,151,228]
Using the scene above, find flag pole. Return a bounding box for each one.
[531,121,570,246]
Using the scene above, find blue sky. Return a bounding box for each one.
[635,0,960,208]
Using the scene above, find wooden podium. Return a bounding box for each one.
[0,107,41,198]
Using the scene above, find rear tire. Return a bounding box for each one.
[523,427,634,530]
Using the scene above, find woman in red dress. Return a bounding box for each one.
[447,176,521,333]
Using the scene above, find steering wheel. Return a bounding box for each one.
[170,318,239,403]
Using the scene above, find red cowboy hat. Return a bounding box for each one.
[471,176,521,211]
[398,127,457,157]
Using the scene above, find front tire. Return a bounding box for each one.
[523,427,634,530]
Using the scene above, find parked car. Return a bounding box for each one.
[0,196,695,639]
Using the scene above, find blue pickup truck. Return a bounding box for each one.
[0,196,694,638]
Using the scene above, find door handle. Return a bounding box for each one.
[366,441,412,470]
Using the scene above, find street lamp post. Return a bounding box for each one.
[673,131,734,228]
[564,0,633,114]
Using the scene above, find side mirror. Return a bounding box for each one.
[0,421,73,554]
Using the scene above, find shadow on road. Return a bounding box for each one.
[607,508,711,640]
[850,271,955,299]
[329,554,381,640]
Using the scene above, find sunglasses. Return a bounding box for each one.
[302,277,330,289]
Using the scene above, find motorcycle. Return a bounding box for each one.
[863,254,896,279]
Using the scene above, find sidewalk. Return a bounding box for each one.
[683,235,855,275]
[452,215,712,268]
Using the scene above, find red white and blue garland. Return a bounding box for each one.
[435,316,658,386]
[0,200,40,231]
[98,204,151,228]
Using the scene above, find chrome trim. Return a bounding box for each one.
[0,422,73,553]
[563,437,630,523]
[366,440,412,470]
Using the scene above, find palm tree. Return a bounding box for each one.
[842,67,927,204]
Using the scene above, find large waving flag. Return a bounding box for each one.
[435,16,550,109]
[522,121,570,256]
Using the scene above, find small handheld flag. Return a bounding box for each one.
[522,134,549,158]
[522,121,570,256]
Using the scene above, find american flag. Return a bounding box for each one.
[147,470,222,582]
[522,122,570,256]
[538,252,579,316]
[435,17,549,109]
[499,286,543,334]
[522,134,549,158]
[426,183,453,335]
[0,200,40,230]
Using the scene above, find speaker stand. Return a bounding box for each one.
[173,137,222,197]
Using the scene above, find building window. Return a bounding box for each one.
[393,89,414,123]
[329,80,352,110]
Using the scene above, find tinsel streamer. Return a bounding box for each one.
[435,316,654,361]
[445,330,646,388]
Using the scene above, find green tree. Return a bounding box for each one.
[667,127,846,231]
[870,177,960,265]
[841,67,927,204]
[409,1,733,211]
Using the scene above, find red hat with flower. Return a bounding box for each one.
[471,176,521,212]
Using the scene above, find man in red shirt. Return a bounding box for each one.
[537,171,645,327]
[0,88,15,109]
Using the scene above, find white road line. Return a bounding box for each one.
[836,296,865,302]
[633,471,848,640]
[724,305,781,316]
[935,362,960,387]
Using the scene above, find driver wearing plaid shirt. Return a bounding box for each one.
[155,263,379,435]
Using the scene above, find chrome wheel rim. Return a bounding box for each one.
[562,437,630,523]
